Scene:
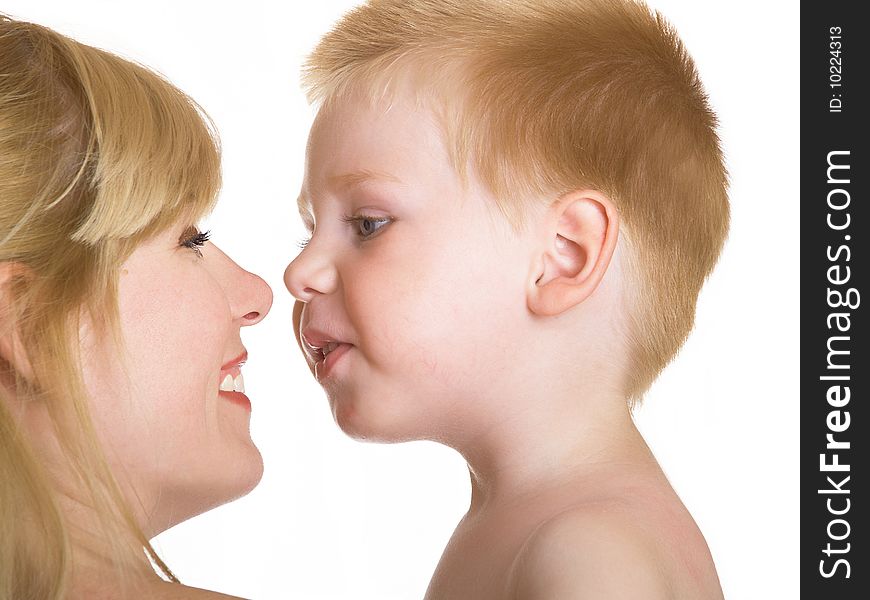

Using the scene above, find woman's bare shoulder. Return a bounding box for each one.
[151,582,250,600]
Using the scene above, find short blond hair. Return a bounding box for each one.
[1,15,220,598]
[303,0,729,401]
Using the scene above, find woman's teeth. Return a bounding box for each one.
[219,373,245,393]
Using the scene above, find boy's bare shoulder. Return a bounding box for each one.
[505,490,724,600]
[506,505,673,599]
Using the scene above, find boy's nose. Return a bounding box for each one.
[284,244,338,302]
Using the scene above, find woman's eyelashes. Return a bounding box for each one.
[179,227,211,257]
[341,214,392,240]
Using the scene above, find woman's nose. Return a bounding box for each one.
[235,268,273,326]
[214,245,272,326]
[283,242,338,302]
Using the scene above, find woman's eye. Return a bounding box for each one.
[180,227,211,257]
[343,215,391,240]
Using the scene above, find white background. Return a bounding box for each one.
[2,2,799,598]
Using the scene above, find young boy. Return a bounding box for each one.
[285,0,728,598]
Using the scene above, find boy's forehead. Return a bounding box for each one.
[306,82,451,159]
[299,91,456,209]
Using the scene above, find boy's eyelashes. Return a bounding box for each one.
[341,214,392,241]
[296,214,393,250]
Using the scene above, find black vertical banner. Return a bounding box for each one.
[802,2,868,597]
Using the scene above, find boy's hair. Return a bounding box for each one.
[1,14,219,597]
[303,0,729,402]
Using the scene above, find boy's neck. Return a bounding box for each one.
[456,388,654,514]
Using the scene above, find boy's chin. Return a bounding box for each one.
[330,394,425,444]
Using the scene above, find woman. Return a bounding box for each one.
[0,15,272,599]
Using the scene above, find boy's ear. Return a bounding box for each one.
[0,262,35,383]
[527,190,619,317]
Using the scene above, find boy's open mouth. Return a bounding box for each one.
[301,329,353,378]
[314,341,341,361]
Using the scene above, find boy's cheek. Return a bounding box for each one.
[292,301,308,362]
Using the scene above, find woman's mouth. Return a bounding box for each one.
[219,372,245,393]
[219,351,250,410]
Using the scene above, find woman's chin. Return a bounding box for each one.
[152,446,265,531]
[219,444,264,503]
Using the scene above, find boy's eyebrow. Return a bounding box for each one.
[327,168,403,190]
[297,169,403,231]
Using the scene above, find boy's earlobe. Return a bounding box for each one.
[527,191,619,317]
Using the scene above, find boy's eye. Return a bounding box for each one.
[343,215,391,240]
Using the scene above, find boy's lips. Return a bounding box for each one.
[300,327,353,380]
[315,342,352,381]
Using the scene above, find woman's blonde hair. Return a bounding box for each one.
[1,15,220,599]
[303,0,730,402]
